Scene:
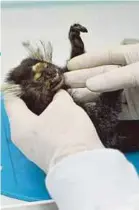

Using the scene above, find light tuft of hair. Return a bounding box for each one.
[1,83,22,100]
[22,40,53,63]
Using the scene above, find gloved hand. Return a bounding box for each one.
[4,88,139,210]
[3,87,139,210]
[4,89,104,173]
[64,43,139,119]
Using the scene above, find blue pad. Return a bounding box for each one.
[1,97,139,202]
[1,97,51,201]
[125,152,139,174]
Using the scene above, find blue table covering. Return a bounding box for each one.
[1,97,139,202]
[1,97,51,201]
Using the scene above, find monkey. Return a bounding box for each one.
[5,23,139,153]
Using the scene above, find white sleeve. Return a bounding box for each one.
[46,149,139,210]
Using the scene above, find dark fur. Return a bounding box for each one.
[8,58,65,115]
[6,24,139,152]
[69,23,87,58]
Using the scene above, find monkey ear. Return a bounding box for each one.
[6,64,30,84]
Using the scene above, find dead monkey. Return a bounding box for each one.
[5,23,139,152]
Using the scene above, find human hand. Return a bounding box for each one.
[67,43,139,70]
[64,43,139,119]
[4,88,104,174]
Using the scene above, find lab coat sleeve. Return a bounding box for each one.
[46,149,139,210]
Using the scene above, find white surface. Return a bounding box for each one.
[1,196,58,210]
[47,150,139,210]
[1,1,139,209]
[1,195,28,206]
[1,2,139,81]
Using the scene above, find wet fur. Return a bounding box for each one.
[6,24,139,152]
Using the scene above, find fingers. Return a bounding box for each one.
[67,44,139,71]
[64,65,120,88]
[86,62,139,92]
[67,51,114,71]
[68,88,100,103]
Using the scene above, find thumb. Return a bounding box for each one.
[40,89,74,118]
[53,89,74,103]
[64,65,120,88]
[86,62,139,92]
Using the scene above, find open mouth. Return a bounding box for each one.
[50,74,64,92]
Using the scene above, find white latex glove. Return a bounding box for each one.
[65,43,139,119]
[67,43,139,70]
[3,87,139,210]
[46,149,139,210]
[4,89,104,173]
[64,65,120,103]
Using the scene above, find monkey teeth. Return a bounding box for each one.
[51,76,64,92]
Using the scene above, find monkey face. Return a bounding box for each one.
[31,61,64,92]
[7,58,64,93]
